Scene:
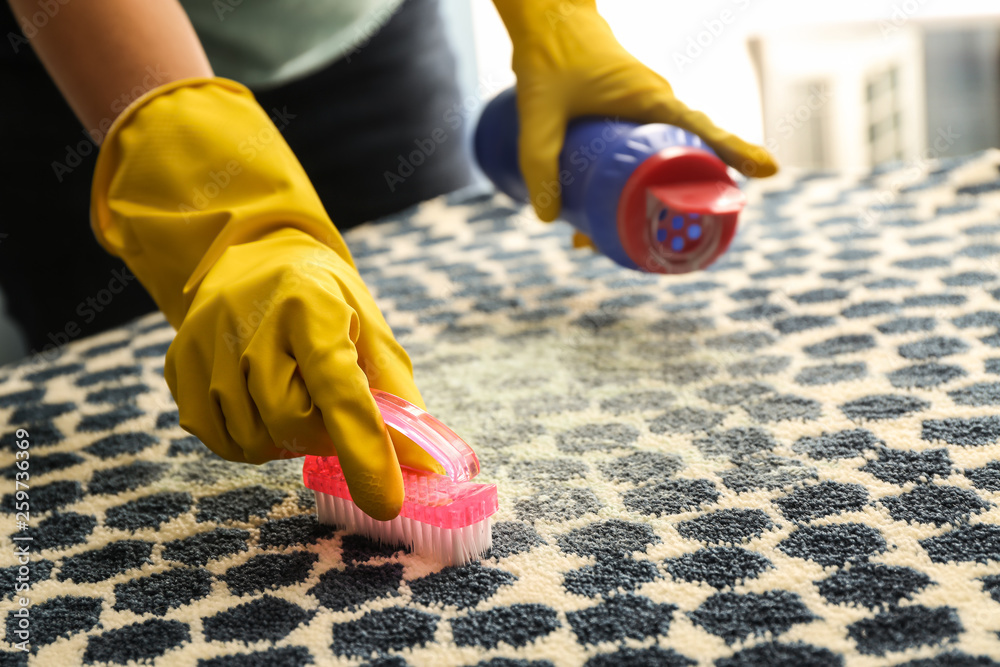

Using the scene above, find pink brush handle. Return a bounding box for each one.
[373,390,480,483]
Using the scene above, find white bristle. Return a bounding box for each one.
[313,490,493,566]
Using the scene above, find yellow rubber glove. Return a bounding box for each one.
[493,0,778,222]
[90,77,442,520]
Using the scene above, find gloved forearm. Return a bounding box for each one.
[90,78,347,327]
[91,78,443,520]
[491,0,777,222]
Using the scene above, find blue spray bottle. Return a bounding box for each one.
[474,87,747,274]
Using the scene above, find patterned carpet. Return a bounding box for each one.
[3,150,1000,666]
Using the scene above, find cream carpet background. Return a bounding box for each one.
[2,151,1000,666]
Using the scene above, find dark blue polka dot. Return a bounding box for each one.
[805,335,876,358]
[23,363,84,384]
[778,524,885,567]
[57,540,153,583]
[774,316,837,334]
[85,383,150,404]
[3,480,81,514]
[0,388,44,407]
[842,301,897,319]
[134,341,171,358]
[196,646,315,667]
[409,563,516,609]
[4,595,102,647]
[793,429,881,460]
[30,512,96,550]
[966,461,1000,491]
[586,647,694,667]
[566,595,674,644]
[308,563,402,611]
[557,519,660,561]
[89,461,169,495]
[921,525,1000,564]
[203,595,313,643]
[114,567,213,614]
[676,509,775,545]
[848,605,961,655]
[923,416,1000,446]
[105,492,191,531]
[81,339,131,358]
[888,362,967,388]
[83,618,190,664]
[196,486,286,523]
[563,557,660,597]
[163,528,250,566]
[0,560,53,600]
[224,551,318,596]
[258,514,337,549]
[899,337,970,360]
[776,482,869,522]
[878,317,936,334]
[689,591,816,644]
[331,607,438,656]
[156,410,180,429]
[796,363,868,386]
[715,642,842,667]
[894,653,1000,667]
[623,478,719,517]
[881,485,989,526]
[840,394,930,421]
[77,404,143,432]
[1,451,83,480]
[666,547,771,588]
[167,436,203,456]
[720,455,816,492]
[489,521,545,559]
[9,402,74,423]
[792,289,850,305]
[83,432,158,458]
[816,562,931,609]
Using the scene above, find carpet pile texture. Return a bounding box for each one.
[3,151,1000,666]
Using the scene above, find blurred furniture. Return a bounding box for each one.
[749,16,1000,169]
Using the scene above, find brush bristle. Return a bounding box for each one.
[315,490,493,566]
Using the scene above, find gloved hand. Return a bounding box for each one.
[493,0,778,222]
[91,78,442,520]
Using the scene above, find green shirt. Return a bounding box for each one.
[181,0,406,88]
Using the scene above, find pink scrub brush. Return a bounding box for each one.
[303,390,498,566]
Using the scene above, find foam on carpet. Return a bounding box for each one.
[2,151,1000,666]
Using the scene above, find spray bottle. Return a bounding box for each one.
[473,87,747,274]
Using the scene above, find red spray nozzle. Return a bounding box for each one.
[618,147,746,274]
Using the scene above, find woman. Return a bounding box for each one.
[0,0,776,519]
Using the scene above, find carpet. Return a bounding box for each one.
[2,150,1000,667]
